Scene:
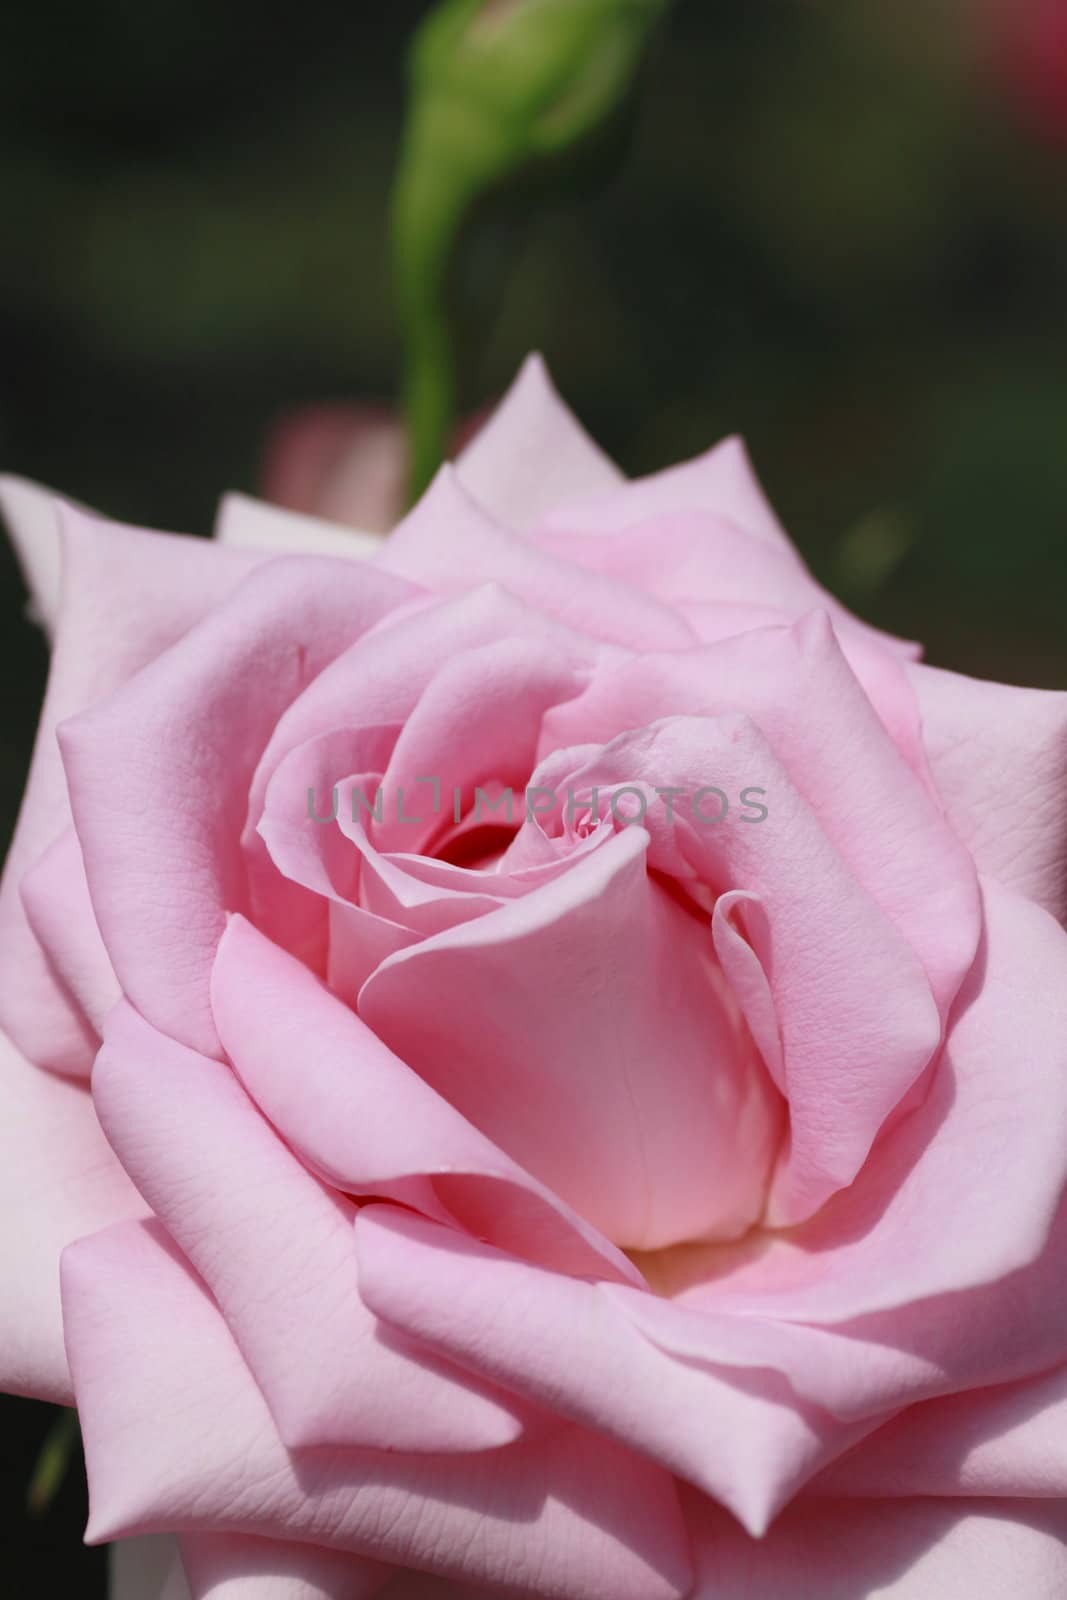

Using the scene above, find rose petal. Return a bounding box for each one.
[540,612,979,1024]
[210,914,641,1286]
[244,584,602,863]
[0,502,266,1075]
[60,555,413,1058]
[92,1000,533,1452]
[253,722,407,972]
[0,472,70,632]
[0,1028,144,1400]
[682,1487,1067,1598]
[360,824,782,1249]
[0,518,263,1075]
[636,875,1067,1320]
[527,710,944,1226]
[368,634,594,854]
[21,826,119,1034]
[179,1534,391,1600]
[810,1364,1067,1500]
[215,493,383,560]
[375,468,693,650]
[608,1198,1067,1424]
[64,1218,692,1600]
[455,354,622,531]
[911,661,1067,923]
[355,1205,873,1536]
[535,432,794,554]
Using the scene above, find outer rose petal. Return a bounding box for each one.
[0,504,266,1075]
[911,661,1067,922]
[375,468,694,650]
[535,433,796,555]
[180,1535,391,1600]
[809,1364,1067,1500]
[21,826,120,1033]
[612,1199,1067,1427]
[215,492,383,560]
[59,554,414,1059]
[0,1029,144,1400]
[63,1219,692,1600]
[0,472,70,631]
[683,1489,1067,1598]
[355,1205,873,1537]
[454,353,622,531]
[92,1000,534,1453]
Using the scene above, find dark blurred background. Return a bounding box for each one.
[1,1,1065,1590]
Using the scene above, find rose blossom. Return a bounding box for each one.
[2,355,1067,1599]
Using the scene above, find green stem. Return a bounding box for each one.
[392,98,481,506]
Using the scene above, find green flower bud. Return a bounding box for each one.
[392,0,669,500]
[411,0,668,163]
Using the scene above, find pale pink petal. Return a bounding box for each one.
[455,354,622,530]
[607,1194,1067,1428]
[215,493,383,560]
[0,503,266,1075]
[252,722,405,971]
[540,613,979,1024]
[535,506,919,666]
[368,634,594,853]
[360,825,782,1249]
[260,727,620,985]
[911,661,1067,922]
[527,711,943,1226]
[0,1029,144,1400]
[535,512,832,617]
[683,1488,1067,1598]
[180,1534,391,1600]
[641,876,1067,1320]
[60,555,413,1058]
[244,584,606,862]
[810,1365,1067,1500]
[0,472,70,632]
[64,1219,692,1600]
[601,1190,1067,1440]
[375,468,693,650]
[355,1196,1067,1535]
[93,1000,531,1453]
[356,1206,872,1536]
[21,826,119,1034]
[209,915,641,1286]
[538,431,790,547]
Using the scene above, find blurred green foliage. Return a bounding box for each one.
[1,0,1065,690]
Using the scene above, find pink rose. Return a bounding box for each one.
[2,355,1067,1599]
